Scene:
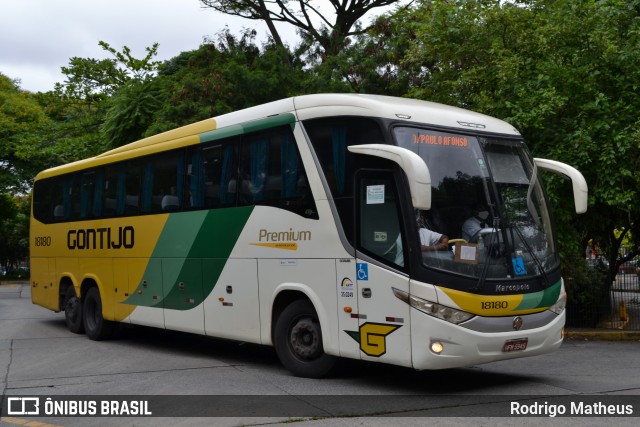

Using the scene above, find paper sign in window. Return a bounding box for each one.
[455,242,479,264]
[366,185,385,204]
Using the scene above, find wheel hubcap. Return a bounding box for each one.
[290,318,320,360]
[66,298,79,319]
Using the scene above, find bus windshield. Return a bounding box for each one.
[394,126,559,282]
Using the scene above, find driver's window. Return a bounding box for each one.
[357,172,405,268]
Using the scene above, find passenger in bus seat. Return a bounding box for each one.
[416,210,449,251]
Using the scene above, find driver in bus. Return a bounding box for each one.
[462,203,490,242]
[416,210,449,251]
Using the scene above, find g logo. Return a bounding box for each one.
[345,322,401,357]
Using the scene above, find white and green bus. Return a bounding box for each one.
[30,94,587,377]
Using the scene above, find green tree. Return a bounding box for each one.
[147,29,304,134]
[0,193,29,272]
[0,74,51,193]
[56,41,164,148]
[101,76,165,147]
[321,12,421,95]
[56,41,161,100]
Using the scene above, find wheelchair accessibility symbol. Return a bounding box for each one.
[356,263,369,281]
[512,257,527,276]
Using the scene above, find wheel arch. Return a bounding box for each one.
[80,276,99,299]
[269,284,335,354]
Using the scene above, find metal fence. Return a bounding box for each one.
[609,262,640,329]
[565,259,640,330]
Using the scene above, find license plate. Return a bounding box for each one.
[502,338,528,352]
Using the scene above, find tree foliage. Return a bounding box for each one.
[56,41,161,100]
[148,28,304,134]
[0,74,51,193]
[56,41,164,148]
[0,194,29,273]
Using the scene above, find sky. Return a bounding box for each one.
[0,0,298,93]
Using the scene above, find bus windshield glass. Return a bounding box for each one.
[393,126,559,281]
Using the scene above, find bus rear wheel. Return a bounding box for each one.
[274,299,337,378]
[82,287,114,341]
[64,286,84,334]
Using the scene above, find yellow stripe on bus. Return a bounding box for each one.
[438,286,547,316]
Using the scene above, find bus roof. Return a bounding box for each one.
[35,94,520,180]
[292,94,520,136]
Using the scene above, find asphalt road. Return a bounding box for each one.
[1,282,639,426]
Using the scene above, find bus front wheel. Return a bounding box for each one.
[82,287,114,341]
[64,286,84,334]
[274,299,337,378]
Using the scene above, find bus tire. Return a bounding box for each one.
[274,299,337,378]
[64,286,84,334]
[82,287,114,341]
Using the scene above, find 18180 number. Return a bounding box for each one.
[481,300,508,310]
[34,236,52,246]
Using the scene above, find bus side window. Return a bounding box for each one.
[125,161,143,215]
[102,166,118,218]
[239,127,317,218]
[92,170,105,218]
[33,178,64,224]
[188,141,238,210]
[79,172,95,220]
[147,152,184,213]
[64,175,78,221]
[240,136,269,204]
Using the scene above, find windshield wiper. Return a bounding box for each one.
[472,220,500,292]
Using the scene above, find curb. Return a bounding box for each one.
[0,281,29,286]
[565,329,640,341]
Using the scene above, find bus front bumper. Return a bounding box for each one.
[410,309,565,370]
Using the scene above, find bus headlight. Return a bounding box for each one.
[392,288,474,324]
[548,291,566,315]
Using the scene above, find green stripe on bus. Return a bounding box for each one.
[514,280,561,311]
[125,206,254,309]
[198,114,296,144]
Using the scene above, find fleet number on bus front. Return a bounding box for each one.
[34,236,52,246]
[481,301,508,310]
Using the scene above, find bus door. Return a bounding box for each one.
[353,171,412,368]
